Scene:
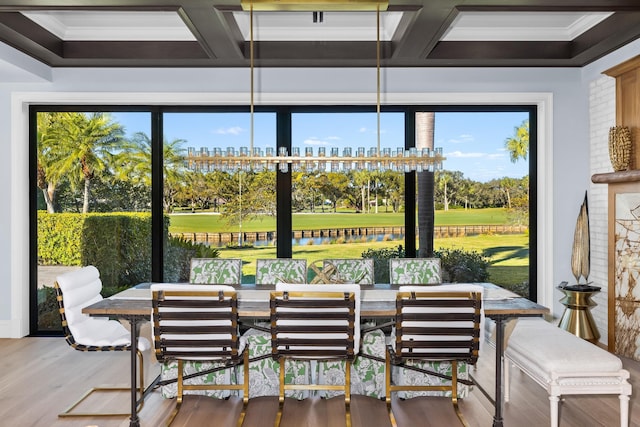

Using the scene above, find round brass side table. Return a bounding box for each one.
[557,284,601,343]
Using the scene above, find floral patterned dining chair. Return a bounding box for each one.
[189,258,242,285]
[157,259,243,400]
[255,258,307,285]
[389,258,442,285]
[322,258,375,284]
[387,260,473,404]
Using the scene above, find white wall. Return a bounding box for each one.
[586,75,615,345]
[2,40,637,337]
[582,39,640,345]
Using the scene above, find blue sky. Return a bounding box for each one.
[111,110,529,183]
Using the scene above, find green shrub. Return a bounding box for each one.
[434,247,490,283]
[81,213,153,294]
[38,212,219,293]
[37,212,84,265]
[163,235,219,283]
[37,286,62,331]
[361,245,406,283]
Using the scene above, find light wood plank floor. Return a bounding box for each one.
[1,336,638,427]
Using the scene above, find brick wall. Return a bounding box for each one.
[588,75,616,345]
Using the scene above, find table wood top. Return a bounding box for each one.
[83,282,549,319]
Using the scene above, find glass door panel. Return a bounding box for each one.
[416,111,530,293]
[291,111,405,280]
[34,111,152,334]
[162,112,276,283]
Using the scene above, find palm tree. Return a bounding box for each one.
[117,132,187,213]
[505,119,529,163]
[36,112,70,213]
[500,177,517,209]
[44,113,124,213]
[416,112,435,257]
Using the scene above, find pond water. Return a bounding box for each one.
[251,233,404,247]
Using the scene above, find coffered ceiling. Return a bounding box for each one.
[0,1,639,68]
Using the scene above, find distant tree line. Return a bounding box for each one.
[36,112,529,226]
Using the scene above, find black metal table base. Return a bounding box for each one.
[493,314,507,427]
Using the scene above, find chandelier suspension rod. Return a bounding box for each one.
[250,0,255,157]
[376,1,381,157]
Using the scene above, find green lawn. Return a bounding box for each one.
[220,233,529,290]
[168,208,510,233]
[171,208,529,292]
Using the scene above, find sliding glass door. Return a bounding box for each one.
[30,104,535,334]
[33,110,152,334]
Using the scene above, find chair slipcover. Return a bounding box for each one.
[241,328,312,399]
[322,259,374,284]
[189,258,242,285]
[255,258,307,285]
[270,283,360,427]
[150,283,243,400]
[389,284,484,400]
[389,258,442,285]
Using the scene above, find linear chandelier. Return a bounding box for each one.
[186,0,444,174]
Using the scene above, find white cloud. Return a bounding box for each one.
[448,134,475,144]
[359,127,367,133]
[214,126,243,135]
[446,150,485,158]
[303,137,329,146]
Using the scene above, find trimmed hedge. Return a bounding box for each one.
[38,212,218,293]
[38,213,85,266]
[81,213,153,293]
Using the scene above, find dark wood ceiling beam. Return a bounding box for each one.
[570,12,640,65]
[0,12,62,60]
[455,0,640,12]
[428,41,571,61]
[391,0,454,59]
[244,41,391,62]
[178,6,244,60]
[63,41,208,60]
[0,1,211,9]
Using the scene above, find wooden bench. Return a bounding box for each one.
[503,318,631,427]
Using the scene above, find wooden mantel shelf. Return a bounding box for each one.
[592,170,640,184]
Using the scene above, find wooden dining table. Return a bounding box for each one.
[83,282,548,427]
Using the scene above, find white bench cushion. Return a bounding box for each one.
[506,318,622,383]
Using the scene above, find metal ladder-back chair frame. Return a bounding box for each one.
[385,290,482,427]
[54,280,145,418]
[152,286,249,427]
[270,289,358,427]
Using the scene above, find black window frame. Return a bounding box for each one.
[29,103,537,335]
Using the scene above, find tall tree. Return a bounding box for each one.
[352,170,371,213]
[323,172,350,212]
[44,113,124,213]
[416,112,435,257]
[500,177,517,209]
[379,170,404,213]
[117,132,186,213]
[36,112,69,212]
[505,119,529,163]
[222,170,276,224]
